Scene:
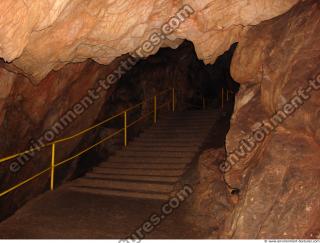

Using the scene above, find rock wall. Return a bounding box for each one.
[222,0,320,238]
[0,0,298,81]
[0,59,121,220]
[0,0,318,238]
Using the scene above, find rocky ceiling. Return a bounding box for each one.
[0,0,299,82]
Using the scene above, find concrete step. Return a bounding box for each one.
[143,129,209,134]
[128,141,201,148]
[73,178,174,193]
[158,121,215,126]
[145,126,212,133]
[148,128,211,132]
[157,124,213,128]
[93,167,185,176]
[67,110,217,201]
[139,133,207,139]
[161,117,216,121]
[108,156,191,164]
[99,162,187,170]
[86,172,180,183]
[115,150,195,158]
[134,137,204,143]
[126,146,198,152]
[69,187,170,201]
[163,114,217,118]
[160,116,216,120]
[166,111,217,115]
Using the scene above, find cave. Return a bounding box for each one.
[0,0,319,240]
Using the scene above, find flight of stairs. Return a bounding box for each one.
[69,110,218,201]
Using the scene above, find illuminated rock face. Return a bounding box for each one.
[1,0,319,239]
[0,0,298,81]
[222,0,320,238]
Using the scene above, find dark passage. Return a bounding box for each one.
[0,41,239,239]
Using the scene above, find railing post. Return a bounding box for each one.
[124,111,127,147]
[50,143,56,191]
[154,96,157,124]
[172,88,175,112]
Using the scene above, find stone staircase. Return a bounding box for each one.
[69,110,218,200]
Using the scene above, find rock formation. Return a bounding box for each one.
[0,0,298,81]
[223,0,320,238]
[1,0,319,239]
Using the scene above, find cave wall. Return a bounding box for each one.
[0,0,298,81]
[222,0,320,238]
[0,0,318,238]
[0,59,122,219]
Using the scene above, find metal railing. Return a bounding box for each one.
[181,88,235,111]
[0,88,176,197]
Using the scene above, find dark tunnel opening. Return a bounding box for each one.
[71,40,240,179]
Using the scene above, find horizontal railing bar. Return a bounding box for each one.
[127,110,154,128]
[53,113,123,144]
[55,128,124,168]
[0,145,50,164]
[0,168,51,197]
[0,89,171,164]
[122,101,145,113]
[0,88,174,198]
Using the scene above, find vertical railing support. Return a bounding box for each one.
[124,111,127,147]
[172,88,175,112]
[154,96,157,124]
[50,143,56,191]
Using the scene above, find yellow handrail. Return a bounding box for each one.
[0,88,175,197]
[55,128,124,168]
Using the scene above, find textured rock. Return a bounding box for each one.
[0,59,118,220]
[0,0,299,81]
[0,0,317,238]
[191,148,233,235]
[223,0,320,238]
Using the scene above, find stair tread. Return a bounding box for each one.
[126,146,199,152]
[134,137,204,142]
[128,142,201,147]
[108,156,192,163]
[86,173,180,183]
[116,151,195,158]
[67,110,217,201]
[69,187,169,201]
[99,162,187,169]
[93,167,185,176]
[74,178,174,193]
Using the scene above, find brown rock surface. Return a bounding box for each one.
[0,0,298,81]
[0,59,118,220]
[222,0,320,238]
[0,0,318,239]
[190,148,233,235]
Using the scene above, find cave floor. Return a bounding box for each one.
[0,185,210,239]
